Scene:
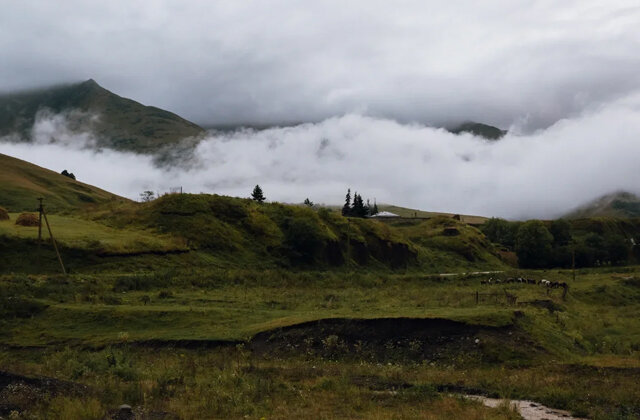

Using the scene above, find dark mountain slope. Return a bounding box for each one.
[0,153,124,212]
[0,79,205,154]
[449,122,506,140]
[565,191,640,219]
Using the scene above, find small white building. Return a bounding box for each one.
[370,211,399,218]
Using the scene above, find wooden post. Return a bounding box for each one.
[41,207,66,275]
[347,219,351,268]
[37,197,43,242]
[572,245,576,282]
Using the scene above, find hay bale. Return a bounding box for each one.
[0,206,9,221]
[15,213,40,227]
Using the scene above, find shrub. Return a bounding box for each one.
[515,220,553,268]
[0,206,9,220]
[0,297,49,318]
[15,213,39,226]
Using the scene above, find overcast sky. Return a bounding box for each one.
[2,1,640,218]
[2,1,640,129]
[2,91,640,219]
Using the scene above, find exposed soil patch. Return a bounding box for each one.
[468,395,589,420]
[250,317,539,364]
[0,370,87,415]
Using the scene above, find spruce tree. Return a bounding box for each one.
[352,193,366,217]
[251,184,266,203]
[342,188,352,216]
[372,200,379,215]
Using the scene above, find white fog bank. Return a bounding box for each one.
[2,93,640,220]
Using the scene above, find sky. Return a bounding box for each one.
[2,92,640,219]
[1,1,640,129]
[1,1,640,218]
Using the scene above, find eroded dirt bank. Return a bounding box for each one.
[249,316,539,364]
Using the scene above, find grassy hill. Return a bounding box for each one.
[0,154,504,274]
[0,79,205,154]
[1,164,639,419]
[377,204,488,225]
[565,191,640,219]
[449,122,507,140]
[0,153,125,212]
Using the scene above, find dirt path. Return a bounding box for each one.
[467,395,588,420]
[438,270,504,277]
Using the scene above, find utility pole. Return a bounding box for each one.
[37,198,67,275]
[347,218,351,269]
[572,241,576,282]
[37,197,43,242]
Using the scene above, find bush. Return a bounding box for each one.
[605,234,631,265]
[515,220,553,268]
[0,297,49,318]
[0,206,9,221]
[481,218,519,249]
[283,215,326,263]
[15,213,40,227]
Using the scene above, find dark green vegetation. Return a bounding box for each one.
[1,268,640,419]
[2,163,640,419]
[482,216,639,269]
[0,153,123,212]
[0,79,205,154]
[0,193,504,274]
[449,122,507,140]
[566,191,640,219]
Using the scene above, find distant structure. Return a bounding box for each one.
[370,211,399,218]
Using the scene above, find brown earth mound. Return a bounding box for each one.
[0,370,87,415]
[250,317,540,364]
[0,207,9,220]
[15,213,39,227]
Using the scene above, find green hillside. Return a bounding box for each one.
[1,159,639,420]
[378,204,488,225]
[449,121,507,140]
[565,191,640,219]
[0,153,125,212]
[0,79,205,154]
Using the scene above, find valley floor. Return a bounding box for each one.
[1,266,640,419]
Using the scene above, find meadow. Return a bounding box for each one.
[1,192,640,419]
[2,265,640,419]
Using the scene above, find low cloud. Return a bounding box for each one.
[2,2,640,129]
[2,92,640,220]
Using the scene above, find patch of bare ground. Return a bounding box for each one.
[0,370,87,415]
[249,317,540,364]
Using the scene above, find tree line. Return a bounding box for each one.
[481,218,634,268]
[341,188,378,217]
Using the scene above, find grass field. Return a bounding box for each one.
[0,213,186,255]
[1,186,639,418]
[2,266,640,419]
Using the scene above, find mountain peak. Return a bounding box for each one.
[80,78,100,88]
[0,80,205,154]
[448,121,507,140]
[565,190,640,219]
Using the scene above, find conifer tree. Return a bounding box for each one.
[352,193,366,217]
[251,184,266,203]
[342,188,352,216]
[372,199,379,215]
